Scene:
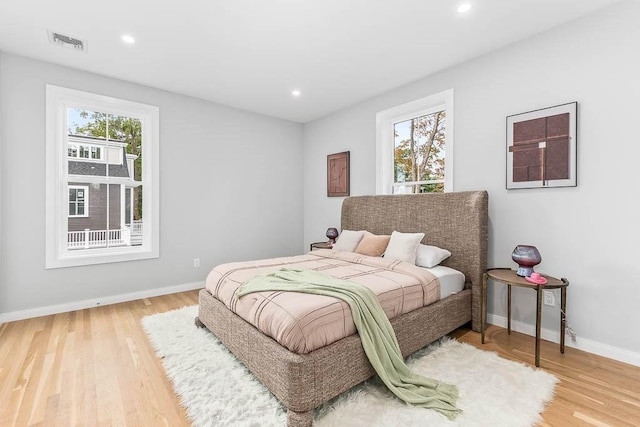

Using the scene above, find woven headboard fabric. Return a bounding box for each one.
[341,191,488,329]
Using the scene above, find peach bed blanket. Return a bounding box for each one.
[205,249,441,354]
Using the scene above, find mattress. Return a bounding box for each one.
[427,265,466,299]
[205,249,442,354]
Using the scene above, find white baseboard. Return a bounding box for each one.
[487,314,640,368]
[0,281,204,324]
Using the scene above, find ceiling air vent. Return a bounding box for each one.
[47,30,88,53]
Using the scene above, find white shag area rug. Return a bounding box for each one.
[143,306,557,427]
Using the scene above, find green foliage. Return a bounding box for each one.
[394,111,446,193]
[419,182,444,193]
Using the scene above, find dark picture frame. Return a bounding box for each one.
[327,151,350,197]
[506,102,577,189]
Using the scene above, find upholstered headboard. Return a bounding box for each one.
[341,191,488,329]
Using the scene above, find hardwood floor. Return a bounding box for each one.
[0,291,198,427]
[451,326,640,427]
[1,290,638,426]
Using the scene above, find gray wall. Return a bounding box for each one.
[0,53,303,314]
[303,0,640,360]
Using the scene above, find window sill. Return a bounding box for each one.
[46,245,159,269]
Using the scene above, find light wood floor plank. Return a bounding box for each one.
[1,290,639,426]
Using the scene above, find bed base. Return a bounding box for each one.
[197,287,471,426]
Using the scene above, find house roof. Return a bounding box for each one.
[68,153,131,178]
[68,135,132,178]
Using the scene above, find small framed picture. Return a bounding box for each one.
[506,102,577,189]
[327,151,350,197]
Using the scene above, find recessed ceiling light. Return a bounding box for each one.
[292,90,301,97]
[457,3,472,13]
[121,34,136,44]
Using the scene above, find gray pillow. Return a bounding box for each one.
[332,230,365,252]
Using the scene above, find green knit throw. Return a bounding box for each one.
[236,268,461,420]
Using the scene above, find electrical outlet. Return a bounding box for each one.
[193,258,200,268]
[543,290,555,306]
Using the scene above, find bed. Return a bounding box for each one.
[196,191,488,426]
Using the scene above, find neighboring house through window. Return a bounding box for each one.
[376,89,454,194]
[46,85,159,268]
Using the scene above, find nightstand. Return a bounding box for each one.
[309,241,332,251]
[481,268,569,367]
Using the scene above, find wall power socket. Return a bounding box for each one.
[543,290,555,306]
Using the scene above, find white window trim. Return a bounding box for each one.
[68,185,89,218]
[375,89,454,195]
[46,85,160,268]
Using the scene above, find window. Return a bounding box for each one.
[46,85,159,268]
[376,89,454,194]
[68,185,88,217]
[68,143,102,160]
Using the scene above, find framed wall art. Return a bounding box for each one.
[506,102,577,189]
[327,151,350,197]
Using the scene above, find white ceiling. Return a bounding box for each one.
[0,0,621,123]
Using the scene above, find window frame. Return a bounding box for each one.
[375,89,454,195]
[68,185,89,218]
[46,85,160,269]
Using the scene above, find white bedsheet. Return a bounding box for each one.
[425,265,466,299]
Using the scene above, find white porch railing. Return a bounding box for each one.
[130,219,143,235]
[68,221,143,250]
[129,220,143,245]
[68,228,127,250]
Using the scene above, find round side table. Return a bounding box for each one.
[481,268,569,367]
[309,241,332,251]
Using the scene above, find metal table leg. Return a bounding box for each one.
[535,287,542,367]
[481,272,487,344]
[560,285,567,354]
[507,284,512,334]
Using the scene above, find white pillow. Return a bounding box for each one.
[384,231,425,263]
[415,244,452,268]
[331,230,365,252]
